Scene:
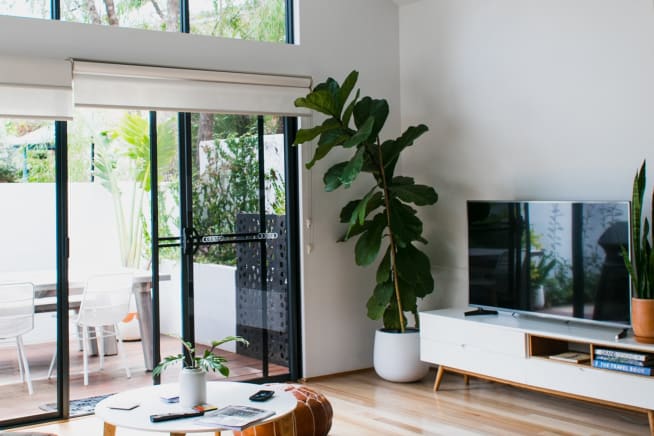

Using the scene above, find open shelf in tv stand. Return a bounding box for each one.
[420,309,654,433]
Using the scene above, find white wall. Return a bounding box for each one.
[398,0,654,310]
[0,0,402,377]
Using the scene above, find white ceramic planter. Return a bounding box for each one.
[179,367,207,408]
[373,328,429,382]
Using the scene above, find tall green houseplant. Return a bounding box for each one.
[294,71,438,333]
[623,160,654,343]
[623,160,654,299]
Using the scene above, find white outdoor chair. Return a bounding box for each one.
[0,282,35,395]
[48,273,134,386]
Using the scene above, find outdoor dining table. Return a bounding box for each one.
[0,268,170,371]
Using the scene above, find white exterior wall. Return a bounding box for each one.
[398,1,654,310]
[0,0,402,377]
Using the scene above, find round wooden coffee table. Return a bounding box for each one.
[95,381,297,436]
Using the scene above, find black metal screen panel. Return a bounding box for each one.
[235,213,288,366]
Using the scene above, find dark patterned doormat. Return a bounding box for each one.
[40,393,113,416]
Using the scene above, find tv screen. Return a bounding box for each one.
[467,201,631,327]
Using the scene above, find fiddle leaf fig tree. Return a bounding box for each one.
[293,71,438,332]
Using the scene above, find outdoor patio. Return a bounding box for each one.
[0,334,287,421]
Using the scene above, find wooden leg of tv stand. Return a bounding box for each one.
[648,410,653,435]
[433,365,445,391]
[463,375,470,385]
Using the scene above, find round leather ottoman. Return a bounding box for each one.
[235,384,333,436]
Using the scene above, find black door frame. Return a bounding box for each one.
[147,113,301,382]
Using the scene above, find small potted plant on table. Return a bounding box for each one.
[153,335,249,407]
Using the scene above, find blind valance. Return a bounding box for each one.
[73,61,312,116]
[0,55,73,120]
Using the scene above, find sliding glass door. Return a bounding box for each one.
[158,113,298,384]
[0,96,301,429]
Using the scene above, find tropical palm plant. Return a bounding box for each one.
[93,113,176,268]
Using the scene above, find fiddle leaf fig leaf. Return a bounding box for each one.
[345,189,382,228]
[343,116,374,149]
[340,199,361,224]
[389,198,423,247]
[294,87,339,117]
[381,125,429,178]
[367,281,394,320]
[396,243,434,297]
[353,97,389,142]
[340,146,366,188]
[323,162,348,192]
[338,70,359,115]
[340,219,369,242]
[294,118,341,146]
[389,177,439,206]
[376,248,391,284]
[398,277,418,313]
[355,214,386,266]
[342,191,383,240]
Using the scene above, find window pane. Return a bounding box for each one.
[0,119,58,422]
[0,0,49,19]
[189,0,286,43]
[64,108,154,397]
[190,113,290,382]
[61,0,179,31]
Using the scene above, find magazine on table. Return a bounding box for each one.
[196,405,275,430]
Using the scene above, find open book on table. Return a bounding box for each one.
[196,405,275,430]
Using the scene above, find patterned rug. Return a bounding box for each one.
[40,393,113,416]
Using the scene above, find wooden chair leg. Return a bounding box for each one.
[433,365,445,391]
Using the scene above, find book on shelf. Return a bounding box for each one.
[594,348,654,362]
[548,351,591,363]
[196,405,275,430]
[593,355,654,367]
[592,359,654,376]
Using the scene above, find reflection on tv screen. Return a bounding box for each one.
[467,201,631,327]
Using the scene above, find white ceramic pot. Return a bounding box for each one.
[373,328,429,382]
[179,367,207,408]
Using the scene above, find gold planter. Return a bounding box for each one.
[631,297,654,343]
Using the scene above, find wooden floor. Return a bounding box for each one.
[8,368,651,435]
[0,335,287,422]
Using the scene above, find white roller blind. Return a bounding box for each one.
[73,61,312,116]
[0,55,73,120]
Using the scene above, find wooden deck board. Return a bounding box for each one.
[0,335,287,421]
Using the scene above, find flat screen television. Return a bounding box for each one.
[467,201,631,327]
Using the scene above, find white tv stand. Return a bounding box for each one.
[420,308,654,433]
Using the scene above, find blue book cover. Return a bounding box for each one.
[593,356,654,367]
[592,359,654,376]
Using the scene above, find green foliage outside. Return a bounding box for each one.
[0,160,18,182]
[93,113,177,268]
[192,132,285,265]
